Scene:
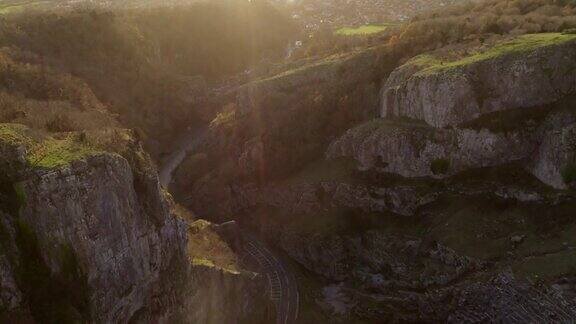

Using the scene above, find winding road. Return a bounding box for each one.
[159,126,206,187]
[240,233,299,324]
[159,128,300,324]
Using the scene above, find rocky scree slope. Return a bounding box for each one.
[0,125,267,323]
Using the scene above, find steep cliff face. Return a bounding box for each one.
[381,33,576,127]
[530,110,576,189]
[327,119,535,178]
[0,212,22,317]
[280,231,481,285]
[201,45,400,180]
[0,125,188,321]
[173,29,576,323]
[329,34,576,190]
[0,124,267,323]
[16,153,187,322]
[329,105,576,189]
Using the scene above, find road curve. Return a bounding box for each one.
[159,127,206,187]
[240,233,299,324]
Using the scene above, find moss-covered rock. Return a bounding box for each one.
[381,33,576,127]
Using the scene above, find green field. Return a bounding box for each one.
[335,24,392,36]
[412,32,576,75]
[0,0,49,14]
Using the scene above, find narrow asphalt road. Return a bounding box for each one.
[241,233,299,324]
[158,128,300,323]
[159,127,206,187]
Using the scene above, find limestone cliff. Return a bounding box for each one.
[381,33,576,127]
[330,33,576,190]
[327,119,534,178]
[0,124,267,322]
[328,106,576,189]
[173,31,576,323]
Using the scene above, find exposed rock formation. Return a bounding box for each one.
[188,176,444,220]
[176,33,576,324]
[530,111,576,189]
[0,212,22,314]
[417,271,576,323]
[16,153,187,322]
[327,120,534,178]
[329,98,576,189]
[381,34,576,127]
[0,124,267,323]
[318,271,576,322]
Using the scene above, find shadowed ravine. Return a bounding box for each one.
[159,128,300,324]
[159,127,207,187]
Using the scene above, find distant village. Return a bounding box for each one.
[274,0,462,31]
[53,0,462,30]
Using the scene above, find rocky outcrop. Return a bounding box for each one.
[381,34,576,127]
[188,175,444,220]
[172,32,576,324]
[0,212,21,314]
[15,153,187,322]
[0,125,266,322]
[327,119,534,178]
[280,231,482,290]
[328,106,576,189]
[416,271,576,323]
[530,111,576,189]
[320,271,576,322]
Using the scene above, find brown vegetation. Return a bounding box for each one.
[296,0,576,61]
[0,1,295,157]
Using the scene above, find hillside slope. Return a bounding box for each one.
[0,1,296,158]
[172,2,576,321]
[4,0,576,322]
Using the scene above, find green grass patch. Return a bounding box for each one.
[27,136,99,169]
[335,24,393,36]
[0,1,48,15]
[188,219,240,274]
[412,33,576,75]
[0,124,33,146]
[0,124,101,170]
[253,51,351,84]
